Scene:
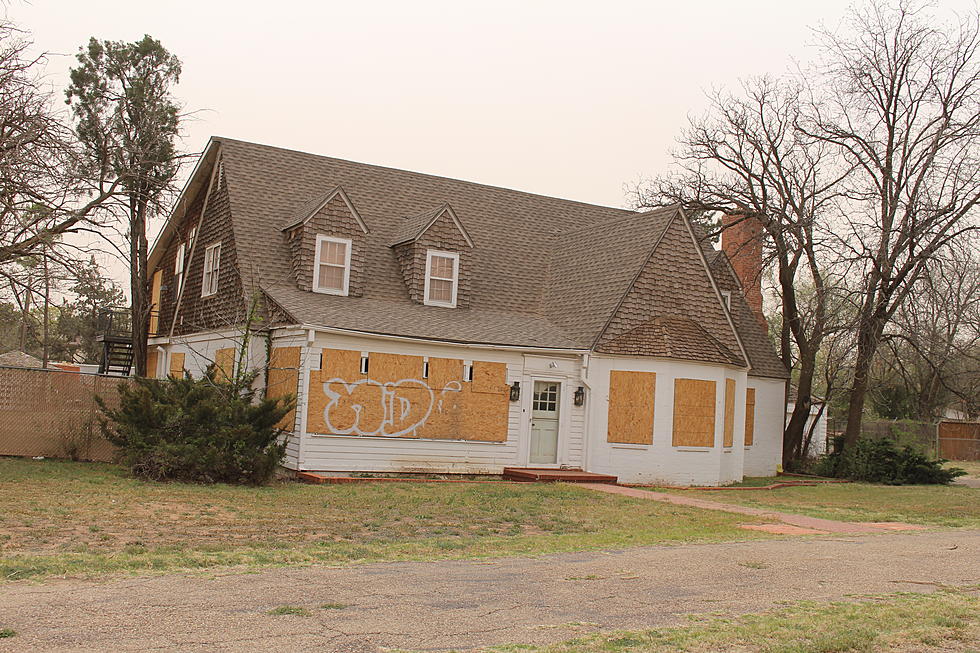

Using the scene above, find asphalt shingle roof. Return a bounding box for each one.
[207,137,786,376]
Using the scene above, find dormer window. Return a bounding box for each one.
[313,235,352,295]
[424,249,459,307]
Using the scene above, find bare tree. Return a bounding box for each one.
[806,2,980,446]
[0,22,119,267]
[633,77,853,467]
[637,0,980,460]
[873,239,980,420]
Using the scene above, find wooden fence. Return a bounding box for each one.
[0,365,128,462]
[938,421,980,461]
[826,417,980,461]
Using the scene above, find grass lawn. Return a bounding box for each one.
[488,589,980,652]
[671,479,980,528]
[0,458,772,582]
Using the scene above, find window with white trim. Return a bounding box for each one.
[313,235,352,295]
[424,250,459,307]
[174,242,186,294]
[201,242,221,297]
[721,290,732,310]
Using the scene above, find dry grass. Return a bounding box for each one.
[490,589,980,652]
[0,458,772,582]
[949,460,980,478]
[672,480,980,528]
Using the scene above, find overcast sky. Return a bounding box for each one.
[7,0,978,284]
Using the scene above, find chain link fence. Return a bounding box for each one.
[0,365,130,462]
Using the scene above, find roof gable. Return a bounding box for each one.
[594,211,747,367]
[279,186,368,233]
[390,203,473,248]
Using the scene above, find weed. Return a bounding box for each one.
[267,606,311,616]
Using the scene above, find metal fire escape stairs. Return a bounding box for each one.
[95,308,135,376]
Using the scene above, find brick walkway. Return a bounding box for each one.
[580,483,926,535]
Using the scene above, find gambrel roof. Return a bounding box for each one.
[151,137,788,378]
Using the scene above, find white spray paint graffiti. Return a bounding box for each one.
[321,378,463,437]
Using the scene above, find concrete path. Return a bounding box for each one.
[581,484,925,534]
[1,531,977,652]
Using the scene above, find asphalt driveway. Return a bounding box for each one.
[1,530,977,652]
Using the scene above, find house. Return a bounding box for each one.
[145,137,788,486]
[786,385,829,456]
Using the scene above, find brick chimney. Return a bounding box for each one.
[721,213,766,330]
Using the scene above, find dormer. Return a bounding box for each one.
[389,203,474,308]
[281,186,368,296]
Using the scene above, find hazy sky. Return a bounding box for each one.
[7,0,978,278]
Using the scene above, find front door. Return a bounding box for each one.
[529,381,561,465]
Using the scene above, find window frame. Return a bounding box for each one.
[312,234,352,296]
[174,242,186,294]
[423,249,460,308]
[721,290,732,311]
[201,242,221,298]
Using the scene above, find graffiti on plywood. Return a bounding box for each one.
[321,377,463,438]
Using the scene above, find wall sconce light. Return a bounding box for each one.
[574,386,585,406]
[509,381,521,402]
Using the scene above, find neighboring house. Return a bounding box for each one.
[0,350,42,369]
[786,385,829,456]
[145,137,788,486]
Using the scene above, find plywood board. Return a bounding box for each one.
[145,350,159,379]
[168,352,185,379]
[723,378,736,447]
[306,349,507,442]
[214,347,235,382]
[672,378,716,447]
[471,361,508,394]
[745,388,756,446]
[607,370,655,444]
[370,352,424,384]
[267,346,300,430]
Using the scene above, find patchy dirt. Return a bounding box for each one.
[0,530,977,652]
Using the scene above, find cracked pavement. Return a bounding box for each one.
[1,530,978,652]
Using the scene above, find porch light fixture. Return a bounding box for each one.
[573,386,585,406]
[509,381,521,402]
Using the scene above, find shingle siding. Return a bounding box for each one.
[595,214,745,367]
[155,164,248,336]
[291,194,368,297]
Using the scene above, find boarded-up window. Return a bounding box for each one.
[305,348,507,442]
[745,387,756,446]
[146,350,159,379]
[168,352,185,379]
[723,378,736,447]
[672,378,716,447]
[214,347,235,382]
[607,371,656,444]
[267,347,301,430]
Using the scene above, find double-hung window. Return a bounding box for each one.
[424,250,459,308]
[313,235,352,295]
[174,242,186,294]
[201,242,221,297]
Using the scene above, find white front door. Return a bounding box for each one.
[529,381,561,465]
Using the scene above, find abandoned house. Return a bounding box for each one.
[145,137,788,485]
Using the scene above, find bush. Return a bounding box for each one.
[98,367,294,485]
[814,436,966,485]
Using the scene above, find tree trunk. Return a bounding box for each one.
[783,355,817,468]
[129,193,149,377]
[842,314,886,448]
[41,256,50,368]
